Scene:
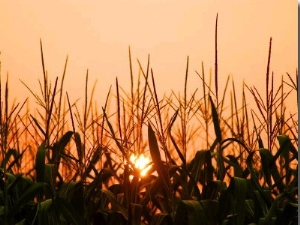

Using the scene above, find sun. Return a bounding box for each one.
[129,154,151,177]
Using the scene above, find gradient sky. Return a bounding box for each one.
[0,1,297,111]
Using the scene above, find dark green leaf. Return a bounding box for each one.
[35,142,46,183]
[228,177,247,225]
[55,197,84,225]
[101,189,128,220]
[200,200,219,224]
[9,182,44,217]
[174,200,205,225]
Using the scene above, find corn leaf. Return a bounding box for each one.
[228,177,247,225]
[101,189,128,220]
[85,168,115,203]
[38,199,55,225]
[200,200,219,224]
[9,182,44,217]
[55,197,84,225]
[259,148,284,192]
[174,200,205,225]
[35,142,46,183]
[209,95,222,142]
[74,132,83,162]
[148,124,171,192]
[1,149,21,171]
[129,203,142,225]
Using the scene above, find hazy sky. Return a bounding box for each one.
[0,1,297,109]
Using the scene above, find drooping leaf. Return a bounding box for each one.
[101,189,128,220]
[57,131,73,148]
[223,155,243,177]
[50,131,75,167]
[1,149,21,171]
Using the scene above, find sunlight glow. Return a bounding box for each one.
[129,154,151,177]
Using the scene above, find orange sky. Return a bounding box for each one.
[0,1,297,111]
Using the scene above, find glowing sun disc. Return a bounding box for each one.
[129,154,151,176]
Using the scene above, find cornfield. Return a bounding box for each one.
[0,17,297,225]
